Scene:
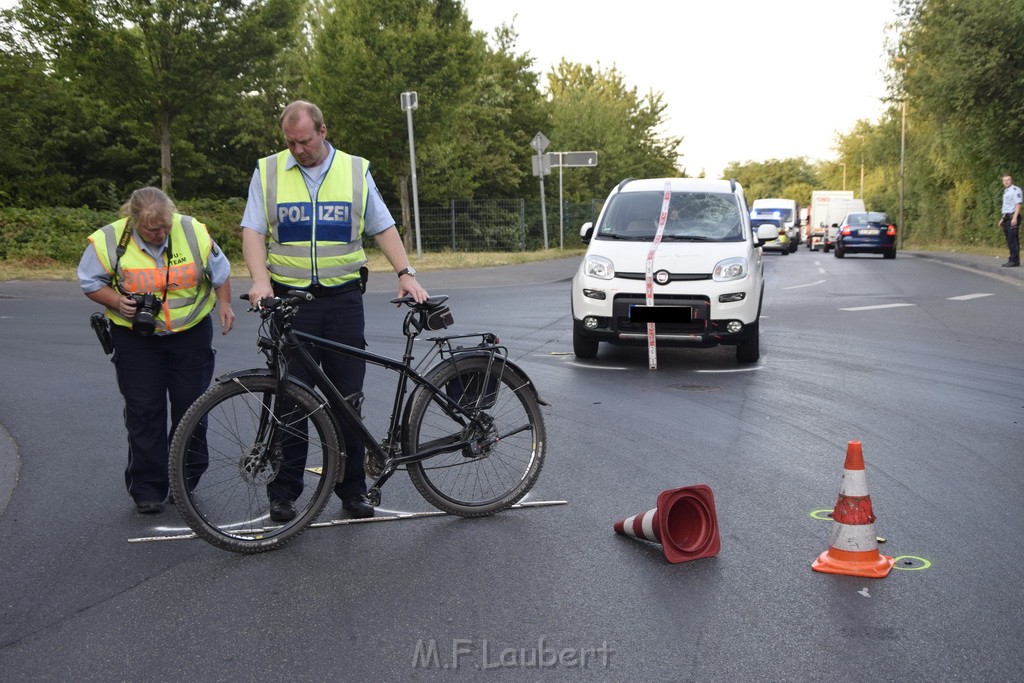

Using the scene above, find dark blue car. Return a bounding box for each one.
[834,211,897,259]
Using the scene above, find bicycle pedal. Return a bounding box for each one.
[366,489,382,506]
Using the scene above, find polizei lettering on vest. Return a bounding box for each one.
[278,204,312,224]
[318,203,351,223]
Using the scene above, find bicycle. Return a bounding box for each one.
[167,291,547,553]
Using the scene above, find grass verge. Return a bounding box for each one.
[0,248,586,282]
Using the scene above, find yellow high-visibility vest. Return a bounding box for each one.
[258,149,369,288]
[88,215,215,333]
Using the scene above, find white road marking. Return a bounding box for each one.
[696,367,762,373]
[839,303,916,312]
[947,293,994,301]
[784,279,826,290]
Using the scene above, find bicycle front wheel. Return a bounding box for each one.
[404,356,546,516]
[168,374,342,553]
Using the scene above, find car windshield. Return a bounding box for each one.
[596,190,744,241]
[847,212,888,227]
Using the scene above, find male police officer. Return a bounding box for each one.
[999,174,1022,267]
[241,100,428,521]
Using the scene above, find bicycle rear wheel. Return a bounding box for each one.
[168,374,342,553]
[404,356,546,516]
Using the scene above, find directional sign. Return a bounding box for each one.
[549,151,598,167]
[530,132,550,154]
[531,154,551,177]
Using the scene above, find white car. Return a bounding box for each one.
[571,178,777,363]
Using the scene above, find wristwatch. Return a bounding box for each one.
[397,267,417,278]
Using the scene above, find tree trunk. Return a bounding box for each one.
[159,110,173,195]
[398,174,413,252]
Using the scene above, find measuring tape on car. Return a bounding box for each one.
[644,181,673,370]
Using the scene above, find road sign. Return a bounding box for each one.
[549,151,598,167]
[400,91,418,111]
[531,154,551,177]
[530,132,550,154]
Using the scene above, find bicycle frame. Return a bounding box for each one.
[259,308,517,502]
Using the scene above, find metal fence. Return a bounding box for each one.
[385,198,602,252]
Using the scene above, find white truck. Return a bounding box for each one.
[750,198,800,252]
[822,198,865,252]
[808,190,854,251]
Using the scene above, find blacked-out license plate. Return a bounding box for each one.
[629,305,692,323]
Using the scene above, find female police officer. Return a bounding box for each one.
[78,187,235,514]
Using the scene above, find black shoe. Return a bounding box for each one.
[269,499,296,523]
[1002,260,1020,267]
[135,501,163,514]
[342,495,375,519]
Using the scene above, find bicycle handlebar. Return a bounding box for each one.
[390,294,450,310]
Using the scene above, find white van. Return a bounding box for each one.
[571,178,777,363]
[751,197,800,251]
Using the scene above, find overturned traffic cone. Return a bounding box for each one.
[613,485,721,563]
[812,441,895,578]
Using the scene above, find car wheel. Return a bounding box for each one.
[835,246,845,258]
[883,249,896,259]
[736,322,760,363]
[573,327,599,359]
[789,241,798,253]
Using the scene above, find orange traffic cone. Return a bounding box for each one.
[613,485,721,563]
[812,441,894,578]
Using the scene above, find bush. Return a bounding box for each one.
[0,199,246,265]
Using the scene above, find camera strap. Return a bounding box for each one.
[111,222,172,304]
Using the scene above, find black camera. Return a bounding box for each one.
[129,292,163,335]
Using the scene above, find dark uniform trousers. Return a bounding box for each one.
[267,283,368,503]
[111,315,214,504]
[1001,213,1021,263]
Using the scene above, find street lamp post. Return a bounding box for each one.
[899,98,906,249]
[400,91,422,258]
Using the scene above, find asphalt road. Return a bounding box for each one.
[0,249,1022,681]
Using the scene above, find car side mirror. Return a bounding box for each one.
[580,221,594,243]
[754,224,777,245]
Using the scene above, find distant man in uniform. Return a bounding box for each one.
[998,174,1021,267]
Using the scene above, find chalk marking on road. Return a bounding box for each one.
[784,279,826,290]
[127,500,569,544]
[947,293,994,301]
[567,362,629,370]
[839,303,916,312]
[813,260,827,274]
[892,555,932,571]
[695,366,762,374]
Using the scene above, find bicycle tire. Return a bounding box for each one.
[168,374,342,553]
[404,356,546,516]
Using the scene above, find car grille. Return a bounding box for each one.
[612,294,710,334]
[616,271,711,282]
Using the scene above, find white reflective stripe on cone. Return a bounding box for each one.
[839,468,870,496]
[640,508,658,541]
[829,520,880,552]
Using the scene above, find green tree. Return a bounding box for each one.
[722,158,818,207]
[545,61,681,203]
[309,0,485,245]
[14,0,303,198]
[892,0,1024,245]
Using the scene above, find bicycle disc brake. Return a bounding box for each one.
[239,440,282,486]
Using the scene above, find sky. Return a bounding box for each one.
[460,0,900,179]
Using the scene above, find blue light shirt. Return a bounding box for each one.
[1002,184,1022,214]
[240,142,396,237]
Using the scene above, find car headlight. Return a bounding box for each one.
[713,257,748,282]
[584,255,615,280]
